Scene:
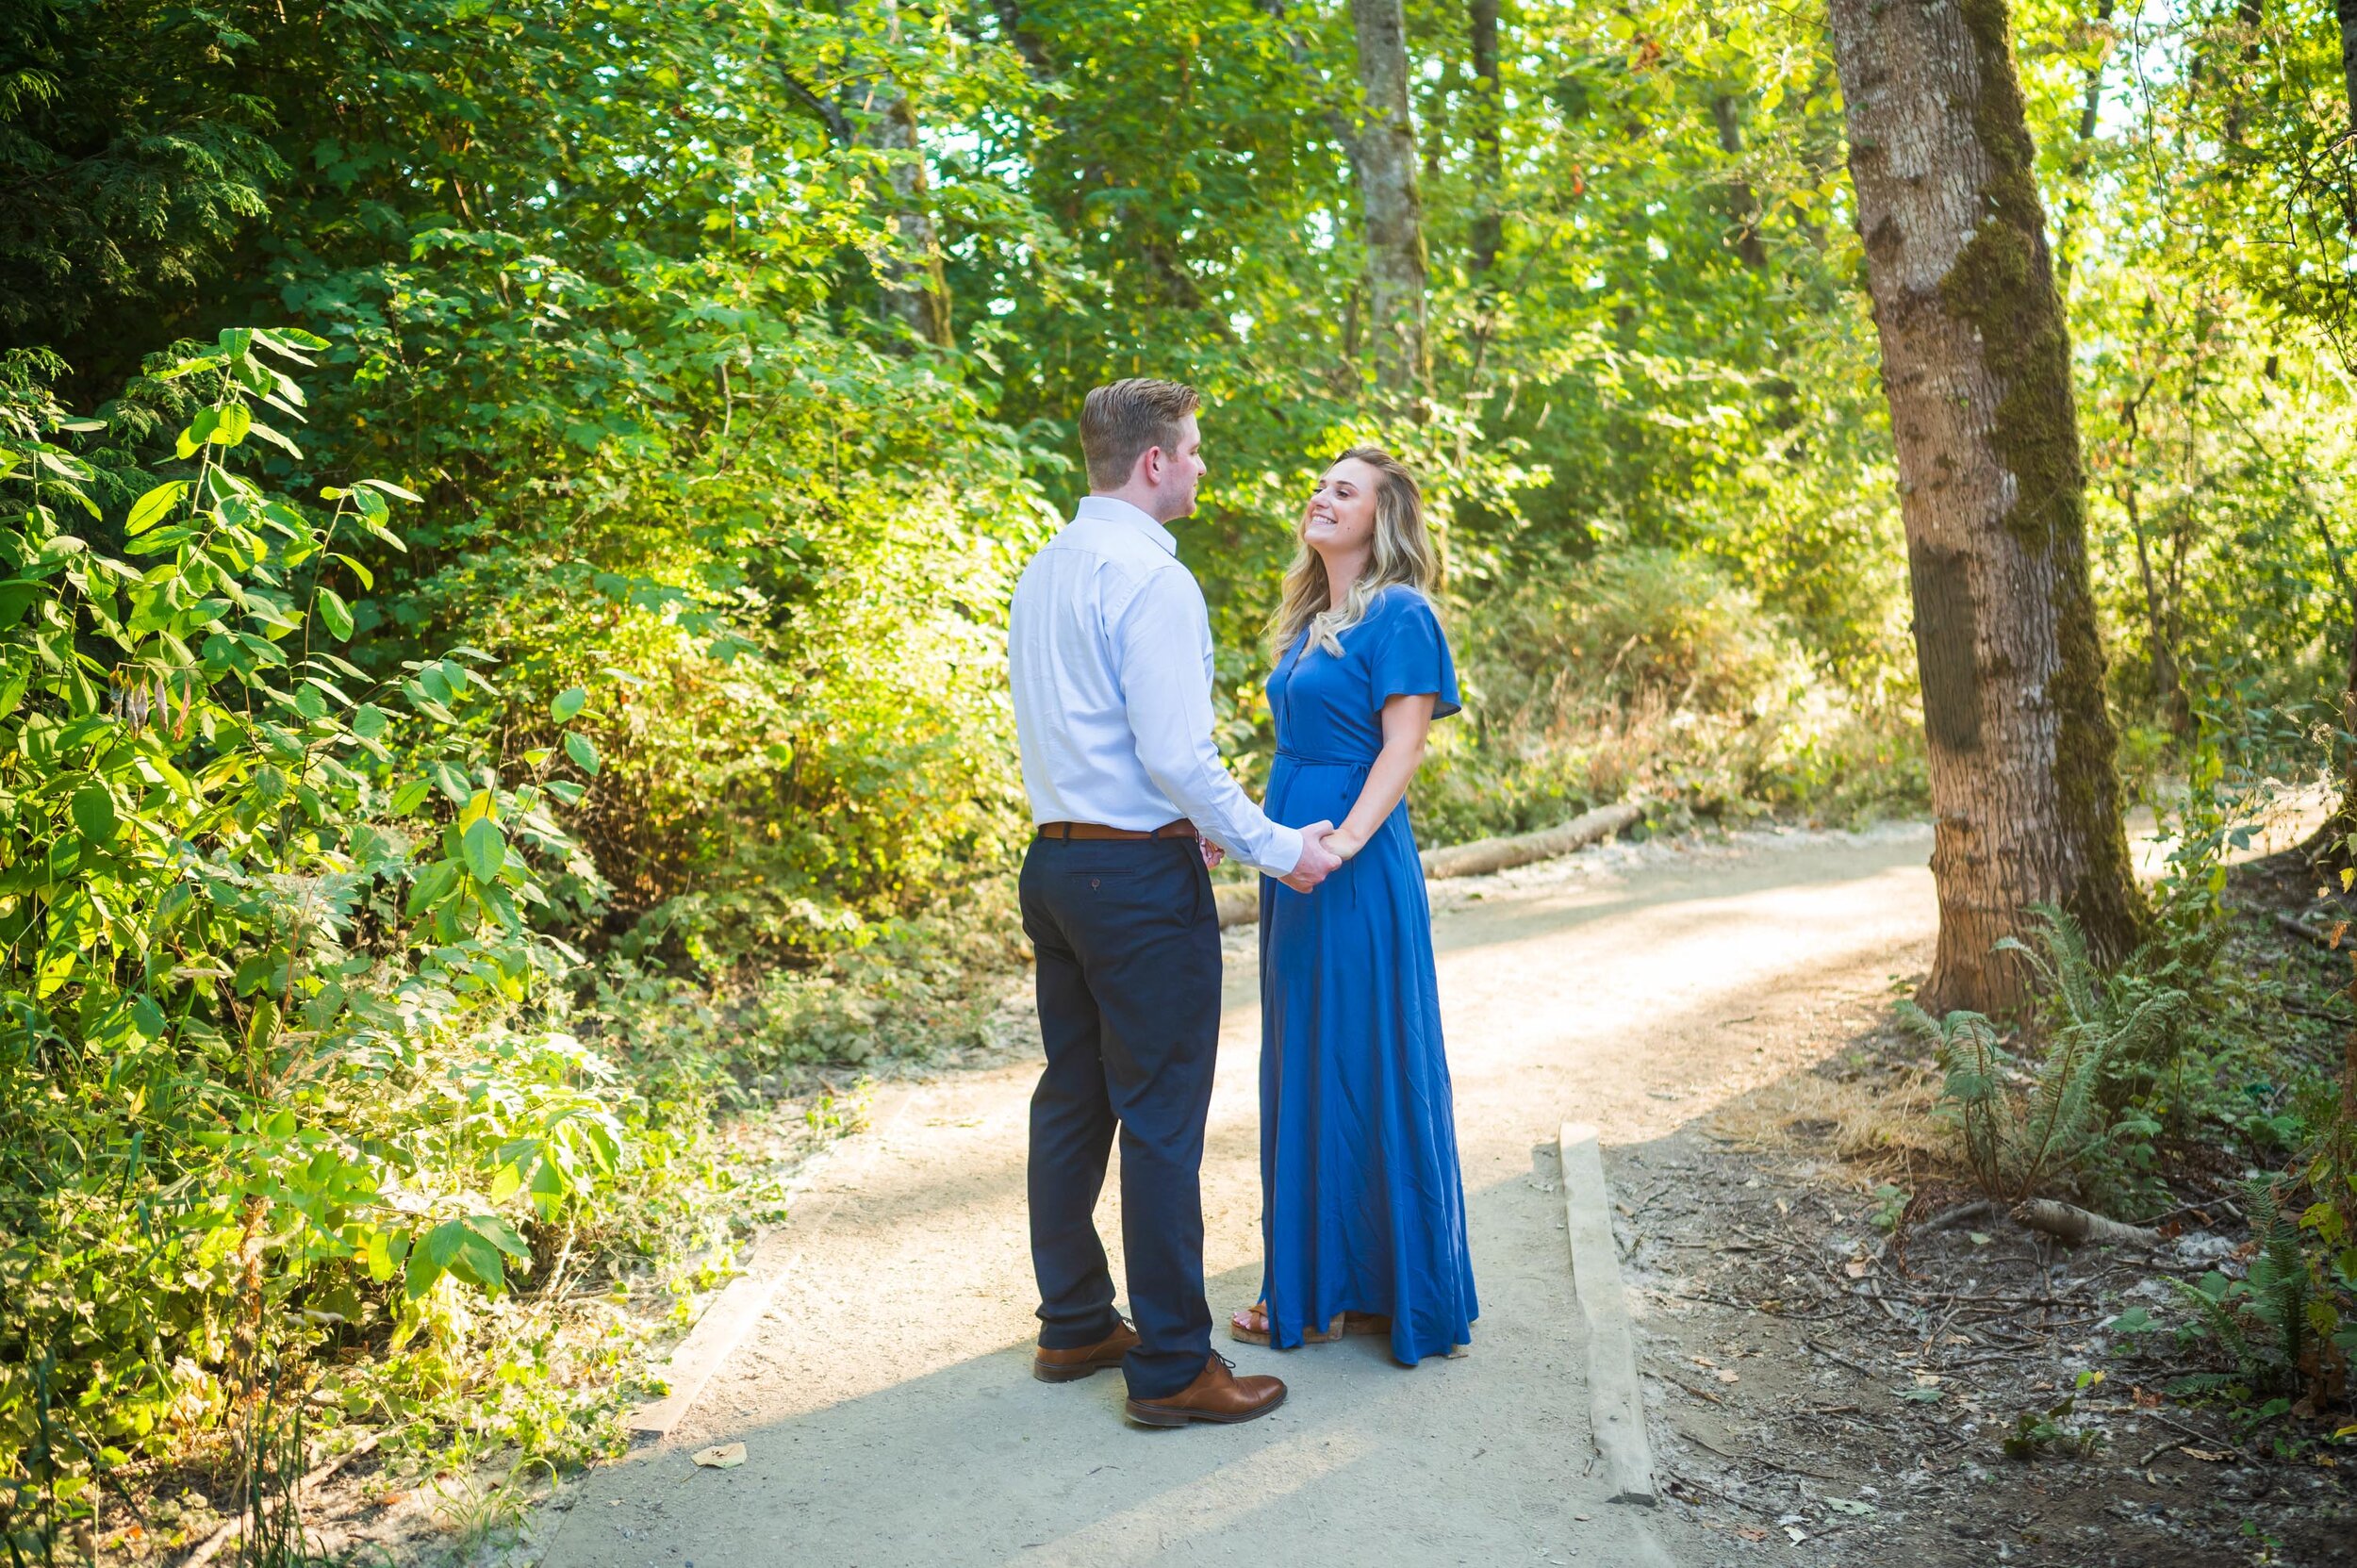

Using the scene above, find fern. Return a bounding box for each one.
[2168,1180,2314,1398]
[1904,906,2187,1203]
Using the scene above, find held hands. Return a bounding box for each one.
[1278,820,1346,894]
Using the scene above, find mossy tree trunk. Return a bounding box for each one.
[1347,0,1431,404]
[1826,0,2144,1014]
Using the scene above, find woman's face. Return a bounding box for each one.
[1303,457,1381,559]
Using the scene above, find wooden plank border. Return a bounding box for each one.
[1558,1120,1657,1506]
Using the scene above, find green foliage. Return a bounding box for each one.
[1900,906,2184,1204]
[0,337,741,1558]
[0,0,280,378]
[2170,1180,2343,1404]
[2003,1371,2109,1461]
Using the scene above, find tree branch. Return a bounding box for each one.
[782,71,849,144]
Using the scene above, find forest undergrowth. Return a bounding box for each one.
[1736,699,2357,1463]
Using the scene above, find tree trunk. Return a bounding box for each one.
[1468,0,1503,283]
[1710,94,1770,272]
[1347,0,1431,404]
[848,2,955,350]
[2052,0,2114,289]
[2339,0,2357,131]
[1826,0,2143,1015]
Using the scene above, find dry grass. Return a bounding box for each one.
[1707,1059,1949,1181]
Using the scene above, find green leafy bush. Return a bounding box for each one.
[0,334,722,1556]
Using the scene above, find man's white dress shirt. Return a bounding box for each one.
[1010,495,1305,878]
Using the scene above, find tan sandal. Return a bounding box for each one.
[1228,1302,1343,1346]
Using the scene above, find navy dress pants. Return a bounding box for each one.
[1020,833,1222,1399]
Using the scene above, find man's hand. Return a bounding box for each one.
[1278,821,1343,894]
[1200,838,1227,870]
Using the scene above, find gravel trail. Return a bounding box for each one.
[537,822,1937,1568]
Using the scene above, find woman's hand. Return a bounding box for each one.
[1321,828,1363,862]
[1200,838,1227,870]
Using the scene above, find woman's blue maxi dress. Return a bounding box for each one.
[1257,585,1479,1365]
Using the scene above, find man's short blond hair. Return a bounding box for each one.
[1080,378,1200,489]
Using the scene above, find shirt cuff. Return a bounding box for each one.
[1253,824,1306,880]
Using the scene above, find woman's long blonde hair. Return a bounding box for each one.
[1269,446,1440,659]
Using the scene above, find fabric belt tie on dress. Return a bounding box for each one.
[1035,819,1198,841]
[1273,748,1376,767]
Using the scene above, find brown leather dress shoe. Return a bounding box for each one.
[1124,1354,1287,1428]
[1031,1318,1140,1383]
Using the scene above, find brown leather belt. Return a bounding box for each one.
[1036,818,1198,841]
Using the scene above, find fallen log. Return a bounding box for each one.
[1213,798,1644,930]
[2012,1197,2162,1248]
[1420,799,1645,881]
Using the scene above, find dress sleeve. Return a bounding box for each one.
[1369,590,1461,720]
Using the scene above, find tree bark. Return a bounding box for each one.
[1468,0,1504,283]
[2339,0,2357,132]
[1346,0,1431,404]
[1826,0,2143,1015]
[847,1,955,350]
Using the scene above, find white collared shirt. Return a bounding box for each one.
[1009,495,1305,877]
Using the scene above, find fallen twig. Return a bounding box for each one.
[2273,910,2339,949]
[1913,1199,1998,1237]
[1801,1338,1881,1380]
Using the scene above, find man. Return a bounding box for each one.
[1009,378,1343,1427]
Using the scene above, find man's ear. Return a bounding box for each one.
[1138,445,1167,487]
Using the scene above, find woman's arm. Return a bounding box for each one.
[1323,692,1437,861]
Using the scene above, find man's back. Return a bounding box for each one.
[1009,498,1203,835]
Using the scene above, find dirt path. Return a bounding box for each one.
[536,822,1938,1568]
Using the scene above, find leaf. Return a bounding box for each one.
[564,730,600,775]
[418,1217,506,1293]
[130,995,168,1041]
[125,482,188,536]
[317,588,354,640]
[246,421,305,458]
[357,476,425,503]
[71,784,118,844]
[552,685,587,722]
[430,759,470,802]
[0,580,44,627]
[462,817,507,883]
[390,777,433,815]
[465,1213,531,1260]
[690,1444,747,1470]
[209,402,253,446]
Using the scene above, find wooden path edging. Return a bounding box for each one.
[624,1225,796,1439]
[1215,798,1644,929]
[1558,1120,1658,1507]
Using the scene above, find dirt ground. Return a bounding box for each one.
[1624,1020,2354,1568]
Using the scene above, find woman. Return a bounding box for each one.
[1228,446,1478,1367]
